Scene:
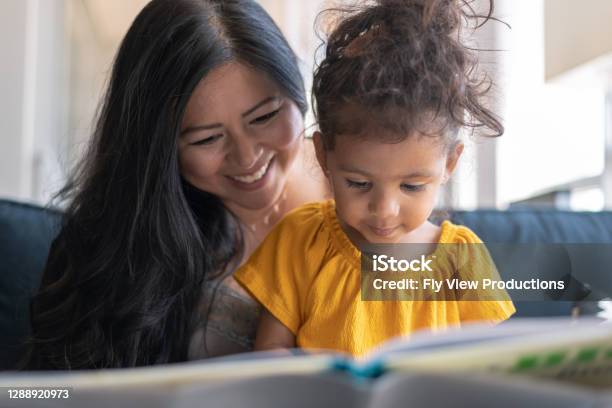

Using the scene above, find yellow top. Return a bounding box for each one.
[234,200,515,356]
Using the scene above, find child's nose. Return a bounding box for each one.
[368,193,400,219]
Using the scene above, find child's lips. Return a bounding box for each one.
[368,225,399,237]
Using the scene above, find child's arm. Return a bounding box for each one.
[254,309,296,351]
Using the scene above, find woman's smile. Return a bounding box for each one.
[226,155,276,191]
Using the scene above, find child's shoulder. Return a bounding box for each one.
[438,220,483,244]
[269,200,332,237]
[280,200,330,224]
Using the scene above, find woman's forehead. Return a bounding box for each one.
[187,62,281,110]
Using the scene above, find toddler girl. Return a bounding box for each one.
[235,0,515,356]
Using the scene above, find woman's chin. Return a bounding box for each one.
[226,176,287,212]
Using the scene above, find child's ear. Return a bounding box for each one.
[313,131,328,176]
[443,142,464,183]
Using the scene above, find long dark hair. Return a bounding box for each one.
[23,0,306,369]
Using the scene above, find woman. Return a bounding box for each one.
[24,0,327,369]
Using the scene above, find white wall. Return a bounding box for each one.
[545,0,612,79]
[493,0,605,207]
[0,0,33,201]
[33,0,69,202]
[0,0,67,203]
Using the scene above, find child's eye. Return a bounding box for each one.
[250,109,280,125]
[190,134,223,146]
[401,183,425,192]
[346,179,371,190]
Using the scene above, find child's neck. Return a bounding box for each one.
[403,221,442,244]
[340,219,442,247]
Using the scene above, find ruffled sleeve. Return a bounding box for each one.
[442,221,516,322]
[234,201,330,334]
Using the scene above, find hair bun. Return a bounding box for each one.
[374,0,462,35]
[313,0,504,142]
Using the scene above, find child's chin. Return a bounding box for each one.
[364,234,401,245]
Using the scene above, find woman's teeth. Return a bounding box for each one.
[230,158,272,184]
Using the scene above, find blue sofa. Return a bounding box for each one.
[2,198,611,369]
[451,210,612,318]
[0,199,61,370]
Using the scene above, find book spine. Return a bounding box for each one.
[331,358,386,379]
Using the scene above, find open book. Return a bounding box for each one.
[2,318,612,407]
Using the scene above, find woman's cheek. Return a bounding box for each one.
[264,122,296,149]
[270,106,303,148]
[179,148,224,182]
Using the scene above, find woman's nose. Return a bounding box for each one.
[228,131,262,170]
[369,192,400,219]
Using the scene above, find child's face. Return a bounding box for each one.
[315,132,462,244]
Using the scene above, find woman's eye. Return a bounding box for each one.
[190,134,223,146]
[401,183,425,192]
[250,109,280,125]
[346,179,371,190]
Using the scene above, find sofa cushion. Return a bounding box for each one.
[451,210,612,244]
[451,210,612,318]
[0,199,61,369]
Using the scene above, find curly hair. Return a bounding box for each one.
[312,0,504,150]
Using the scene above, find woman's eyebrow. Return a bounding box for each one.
[241,96,279,117]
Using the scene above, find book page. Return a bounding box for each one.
[0,352,334,391]
[375,318,612,388]
[368,372,596,408]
